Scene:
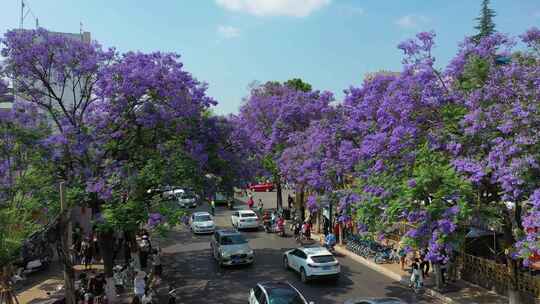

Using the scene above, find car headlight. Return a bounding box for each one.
[246,249,254,256]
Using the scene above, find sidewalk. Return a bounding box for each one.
[312,233,508,304]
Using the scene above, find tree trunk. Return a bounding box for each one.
[275,175,283,209]
[59,182,76,304]
[99,230,116,303]
[502,210,521,304]
[58,218,76,304]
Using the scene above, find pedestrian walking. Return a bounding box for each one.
[247,195,254,209]
[82,237,93,270]
[410,262,423,292]
[210,199,216,216]
[420,248,430,278]
[398,246,407,271]
[152,248,162,278]
[257,199,264,215]
[287,194,294,209]
[139,235,151,269]
[134,271,146,300]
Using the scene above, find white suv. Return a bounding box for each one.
[190,212,215,234]
[283,246,340,283]
[231,210,259,230]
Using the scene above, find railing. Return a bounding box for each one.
[459,252,540,298]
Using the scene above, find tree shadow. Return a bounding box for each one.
[162,247,357,304]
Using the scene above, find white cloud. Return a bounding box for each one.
[215,0,331,17]
[395,14,429,29]
[217,25,241,39]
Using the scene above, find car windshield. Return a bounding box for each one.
[194,215,211,222]
[220,234,247,245]
[268,288,304,304]
[241,212,256,218]
[311,255,335,263]
[181,194,195,199]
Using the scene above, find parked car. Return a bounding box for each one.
[231,210,259,230]
[210,229,254,267]
[249,282,313,304]
[215,192,233,205]
[343,298,405,304]
[177,192,197,208]
[283,245,340,283]
[190,212,215,234]
[163,187,184,199]
[249,182,274,192]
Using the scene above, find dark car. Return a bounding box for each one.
[249,282,314,304]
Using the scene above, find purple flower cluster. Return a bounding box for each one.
[306,194,320,213]
[147,213,165,229]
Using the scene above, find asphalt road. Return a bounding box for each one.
[158,190,440,304]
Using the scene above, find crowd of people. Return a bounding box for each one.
[69,224,165,304]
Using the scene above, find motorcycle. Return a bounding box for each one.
[227,200,234,210]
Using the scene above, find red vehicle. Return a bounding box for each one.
[249,182,274,192]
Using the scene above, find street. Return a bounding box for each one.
[158,191,441,304]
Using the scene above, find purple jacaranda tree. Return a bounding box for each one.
[338,32,477,289]
[1,29,218,302]
[234,80,334,209]
[445,28,540,281]
[1,29,114,302]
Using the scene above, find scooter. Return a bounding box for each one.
[227,200,234,210]
[324,242,336,253]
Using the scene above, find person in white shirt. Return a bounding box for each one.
[133,271,146,298]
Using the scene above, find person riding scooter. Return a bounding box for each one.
[276,216,285,237]
[262,211,272,233]
[324,232,337,252]
[227,199,234,210]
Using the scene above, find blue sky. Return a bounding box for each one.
[1,0,539,114]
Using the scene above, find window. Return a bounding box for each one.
[233,212,239,217]
[241,212,257,218]
[311,255,335,263]
[194,215,212,222]
[295,251,307,259]
[267,288,304,304]
[219,234,247,245]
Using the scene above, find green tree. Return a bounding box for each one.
[474,0,496,41]
[284,78,312,92]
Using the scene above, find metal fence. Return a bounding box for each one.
[459,252,540,299]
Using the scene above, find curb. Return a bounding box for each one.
[333,244,457,304]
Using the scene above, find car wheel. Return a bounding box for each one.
[283,256,289,270]
[300,267,308,283]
